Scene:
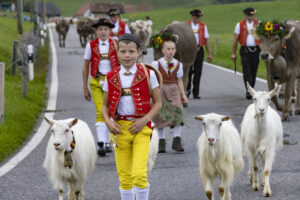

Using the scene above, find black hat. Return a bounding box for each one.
[118,33,140,48]
[243,7,256,15]
[108,8,121,16]
[190,9,203,17]
[92,18,115,29]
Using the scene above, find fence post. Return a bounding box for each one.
[0,62,4,123]
[11,40,18,75]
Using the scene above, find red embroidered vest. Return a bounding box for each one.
[109,20,126,38]
[107,64,151,119]
[188,20,206,46]
[90,38,118,78]
[158,61,180,84]
[239,19,261,46]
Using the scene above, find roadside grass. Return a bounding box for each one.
[0,16,49,163]
[124,0,300,79]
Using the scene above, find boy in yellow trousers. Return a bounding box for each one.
[102,33,162,200]
[82,18,118,156]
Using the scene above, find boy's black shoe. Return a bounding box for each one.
[158,139,166,153]
[193,96,201,99]
[97,142,106,157]
[172,137,184,152]
[105,143,112,153]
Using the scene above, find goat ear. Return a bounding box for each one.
[44,116,54,126]
[269,85,280,98]
[246,82,255,97]
[221,116,230,121]
[68,118,78,128]
[195,116,203,121]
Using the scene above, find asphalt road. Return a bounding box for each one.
[0,25,299,200]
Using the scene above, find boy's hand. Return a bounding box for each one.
[84,88,91,101]
[106,120,122,134]
[129,118,148,134]
[181,95,188,104]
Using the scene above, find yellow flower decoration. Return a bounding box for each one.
[265,22,273,31]
[156,36,163,44]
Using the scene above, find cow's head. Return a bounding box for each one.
[44,117,78,151]
[254,21,296,61]
[129,20,152,51]
[195,113,230,146]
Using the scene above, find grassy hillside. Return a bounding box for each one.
[123,0,300,79]
[0,16,48,163]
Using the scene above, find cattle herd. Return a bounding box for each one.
[49,17,300,199]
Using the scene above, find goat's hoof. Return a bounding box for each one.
[206,191,213,200]
[263,186,272,197]
[252,183,260,191]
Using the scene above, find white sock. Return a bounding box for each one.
[135,184,150,200]
[173,125,182,138]
[104,125,111,144]
[158,128,165,139]
[95,122,107,143]
[119,187,134,200]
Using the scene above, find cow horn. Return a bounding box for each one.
[283,26,295,40]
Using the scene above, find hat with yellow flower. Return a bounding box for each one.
[243,7,256,16]
[108,8,121,16]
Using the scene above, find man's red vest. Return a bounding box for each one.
[188,20,206,46]
[109,20,126,38]
[90,38,118,78]
[107,64,151,119]
[239,19,261,46]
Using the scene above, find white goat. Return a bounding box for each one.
[43,117,97,200]
[147,127,159,174]
[241,82,283,197]
[195,113,244,200]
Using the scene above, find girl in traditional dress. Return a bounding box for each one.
[151,40,188,153]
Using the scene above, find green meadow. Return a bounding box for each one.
[0,16,48,163]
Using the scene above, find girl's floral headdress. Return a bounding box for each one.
[256,20,287,38]
[150,32,177,49]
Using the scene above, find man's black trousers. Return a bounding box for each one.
[187,47,204,97]
[240,46,261,91]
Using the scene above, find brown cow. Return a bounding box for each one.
[77,18,96,48]
[257,20,300,120]
[153,22,197,90]
[55,19,69,47]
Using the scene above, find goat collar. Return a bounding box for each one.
[63,131,76,169]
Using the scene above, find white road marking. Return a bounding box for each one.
[0,28,58,177]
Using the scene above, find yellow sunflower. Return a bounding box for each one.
[156,36,163,44]
[265,22,273,31]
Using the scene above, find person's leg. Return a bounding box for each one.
[240,47,252,99]
[249,47,261,88]
[172,125,184,152]
[158,128,166,153]
[90,77,107,156]
[132,126,152,200]
[192,47,204,98]
[187,65,194,97]
[114,121,134,195]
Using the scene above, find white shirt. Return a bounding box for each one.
[234,20,256,47]
[111,20,131,40]
[146,20,153,26]
[191,22,209,45]
[103,64,159,115]
[151,58,183,78]
[84,39,112,75]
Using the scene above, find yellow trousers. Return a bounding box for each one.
[111,120,152,190]
[90,76,106,123]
